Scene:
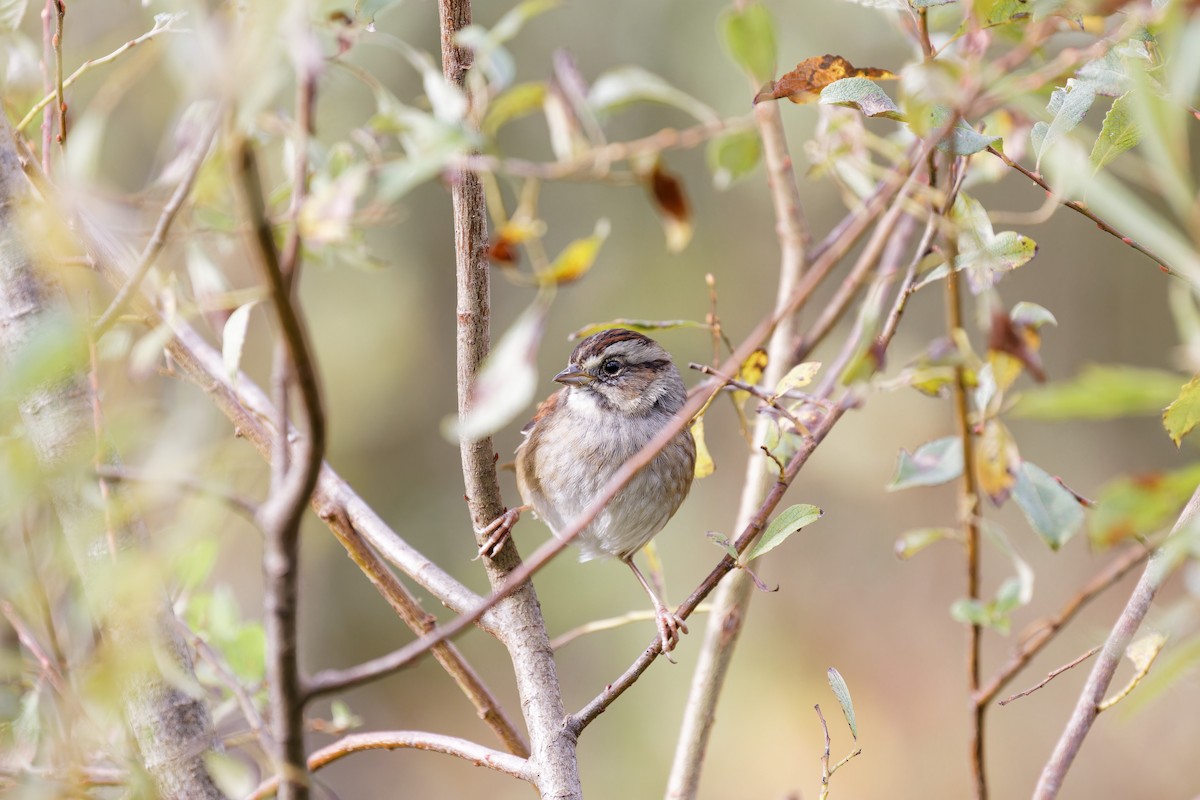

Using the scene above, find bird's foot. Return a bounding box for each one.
[475,506,527,560]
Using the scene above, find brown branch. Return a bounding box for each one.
[246,730,533,799]
[999,646,1101,706]
[1033,484,1200,799]
[985,146,1177,277]
[667,59,810,798]
[38,0,53,173]
[977,542,1151,706]
[234,139,327,800]
[0,600,68,697]
[438,0,577,794]
[52,0,65,150]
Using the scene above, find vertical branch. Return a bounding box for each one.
[52,0,66,152]
[438,1,581,797]
[665,65,809,800]
[39,0,54,173]
[234,140,327,800]
[1033,485,1200,799]
[939,160,986,800]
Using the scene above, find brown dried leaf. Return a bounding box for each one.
[647,162,693,253]
[754,54,897,105]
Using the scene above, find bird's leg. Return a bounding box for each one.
[624,556,688,655]
[474,505,530,560]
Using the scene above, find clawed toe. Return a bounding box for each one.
[655,608,688,655]
[475,507,523,560]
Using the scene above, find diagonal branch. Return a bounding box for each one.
[1033,484,1200,799]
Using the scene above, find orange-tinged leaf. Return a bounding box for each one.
[489,217,546,266]
[754,54,896,105]
[975,419,1021,506]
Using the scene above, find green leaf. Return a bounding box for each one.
[719,2,777,84]
[1010,301,1057,330]
[895,527,958,560]
[927,109,1000,156]
[483,81,547,136]
[949,193,1038,292]
[588,67,718,123]
[706,128,762,189]
[1091,93,1140,170]
[887,436,963,491]
[205,752,256,800]
[819,77,905,120]
[1090,462,1200,549]
[568,318,708,340]
[1033,83,1097,168]
[1013,364,1184,420]
[980,0,1032,26]
[545,218,610,284]
[489,0,561,43]
[1164,374,1200,446]
[1012,461,1085,549]
[827,667,858,740]
[747,504,823,561]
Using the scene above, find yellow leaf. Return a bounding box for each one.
[691,415,715,479]
[545,218,610,284]
[771,361,821,399]
[975,420,1020,505]
[732,348,769,408]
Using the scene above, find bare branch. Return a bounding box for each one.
[246,730,533,799]
[999,646,1101,706]
[1034,484,1200,799]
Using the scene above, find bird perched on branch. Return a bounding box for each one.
[479,328,696,653]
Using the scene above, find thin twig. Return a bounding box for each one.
[0,601,68,696]
[976,542,1151,706]
[179,618,276,753]
[985,146,1177,278]
[21,519,67,674]
[1034,484,1200,799]
[549,605,713,651]
[94,464,260,518]
[999,646,1101,706]
[245,730,534,799]
[93,113,221,337]
[52,0,65,151]
[38,0,53,173]
[17,14,182,133]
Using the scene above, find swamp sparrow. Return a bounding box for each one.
[479,328,697,652]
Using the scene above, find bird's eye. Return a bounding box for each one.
[601,359,622,376]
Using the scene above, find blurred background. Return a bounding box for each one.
[4,0,1199,798]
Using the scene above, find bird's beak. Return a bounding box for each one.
[554,365,593,386]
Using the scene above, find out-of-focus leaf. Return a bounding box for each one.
[447,294,551,441]
[1090,462,1200,550]
[691,415,715,479]
[300,163,369,244]
[221,301,259,381]
[747,503,822,561]
[588,66,718,123]
[1164,374,1200,446]
[1033,83,1097,169]
[754,54,896,105]
[330,699,363,731]
[707,128,762,190]
[484,81,547,136]
[910,0,956,6]
[950,193,1038,293]
[1090,92,1139,170]
[988,305,1047,390]
[980,0,1032,26]
[895,527,958,560]
[819,77,905,120]
[545,218,610,284]
[719,2,777,84]
[1011,301,1057,330]
[951,523,1033,635]
[205,752,256,800]
[827,667,858,740]
[1012,461,1085,549]
[569,318,708,339]
[976,420,1021,506]
[647,162,693,253]
[0,0,27,34]
[887,436,964,491]
[1127,631,1168,673]
[129,322,176,381]
[924,107,1000,156]
[1013,364,1183,420]
[488,0,560,43]
[732,348,769,414]
[772,362,821,399]
[395,41,468,124]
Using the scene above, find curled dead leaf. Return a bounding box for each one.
[754,54,896,105]
[646,161,693,253]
